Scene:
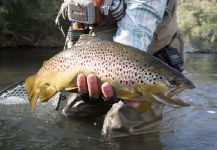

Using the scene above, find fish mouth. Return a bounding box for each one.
[164,94,191,107]
[185,79,195,89]
[167,77,195,96]
[167,86,186,96]
[164,85,192,107]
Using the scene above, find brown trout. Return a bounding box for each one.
[25,35,195,111]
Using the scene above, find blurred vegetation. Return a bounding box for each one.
[177,0,217,52]
[0,0,216,52]
[0,0,64,47]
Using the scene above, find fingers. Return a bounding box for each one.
[77,74,88,93]
[87,74,101,99]
[77,74,114,100]
[77,74,140,108]
[101,83,114,100]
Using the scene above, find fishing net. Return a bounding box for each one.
[0,81,28,105]
[0,81,63,116]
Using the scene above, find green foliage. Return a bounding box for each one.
[177,0,217,51]
[0,0,64,47]
[0,5,9,28]
[2,0,61,31]
[1,0,216,50]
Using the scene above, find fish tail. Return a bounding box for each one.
[25,75,36,96]
[25,75,40,111]
[30,91,39,111]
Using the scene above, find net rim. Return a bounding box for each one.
[0,80,25,95]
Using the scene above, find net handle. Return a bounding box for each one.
[0,80,25,95]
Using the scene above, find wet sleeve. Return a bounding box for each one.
[113,0,167,52]
[62,93,113,119]
[102,101,164,138]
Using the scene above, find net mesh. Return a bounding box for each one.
[0,81,62,115]
[0,81,28,105]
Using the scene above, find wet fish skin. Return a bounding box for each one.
[25,35,195,111]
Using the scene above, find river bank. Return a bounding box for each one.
[177,0,217,53]
[0,0,216,52]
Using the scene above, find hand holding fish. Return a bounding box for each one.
[77,73,140,108]
[77,74,113,100]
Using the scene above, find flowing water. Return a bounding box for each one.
[0,48,217,150]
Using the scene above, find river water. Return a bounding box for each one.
[0,48,217,150]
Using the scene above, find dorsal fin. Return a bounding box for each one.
[79,34,97,40]
[77,34,101,44]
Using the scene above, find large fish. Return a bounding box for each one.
[25,35,195,111]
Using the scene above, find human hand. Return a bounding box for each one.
[77,73,140,108]
[77,73,114,100]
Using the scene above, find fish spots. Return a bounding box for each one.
[140,69,163,85]
[37,38,160,89]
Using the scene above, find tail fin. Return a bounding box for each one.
[30,91,39,111]
[25,75,36,98]
[25,75,39,111]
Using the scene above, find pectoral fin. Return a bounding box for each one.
[112,83,145,102]
[111,83,152,112]
[65,87,78,92]
[115,88,137,100]
[39,83,57,102]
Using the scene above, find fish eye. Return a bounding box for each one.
[170,77,181,85]
[171,80,177,84]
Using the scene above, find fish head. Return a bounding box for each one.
[25,74,58,111]
[160,67,195,94]
[138,65,195,107]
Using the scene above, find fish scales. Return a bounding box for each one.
[25,35,195,111]
[39,40,163,86]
